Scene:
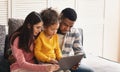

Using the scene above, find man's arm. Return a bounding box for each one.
[72,28,85,56]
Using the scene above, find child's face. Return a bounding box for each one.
[44,23,59,37]
[33,21,43,36]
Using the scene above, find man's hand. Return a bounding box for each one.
[71,63,80,70]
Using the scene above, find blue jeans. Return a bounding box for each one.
[70,64,94,72]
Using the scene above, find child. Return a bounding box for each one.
[34,8,62,64]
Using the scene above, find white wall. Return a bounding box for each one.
[75,0,104,56]
[103,0,120,62]
[48,0,76,12]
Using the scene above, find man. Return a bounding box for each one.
[57,8,94,72]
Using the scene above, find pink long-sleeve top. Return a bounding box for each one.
[10,37,51,71]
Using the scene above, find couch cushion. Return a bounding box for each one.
[4,18,24,59]
[0,25,6,57]
[8,18,24,36]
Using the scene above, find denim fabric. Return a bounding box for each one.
[0,56,10,72]
[70,64,94,72]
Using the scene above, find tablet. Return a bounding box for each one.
[58,54,84,70]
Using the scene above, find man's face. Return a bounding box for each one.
[59,18,74,34]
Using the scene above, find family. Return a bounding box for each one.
[8,8,94,72]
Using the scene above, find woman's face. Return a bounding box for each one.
[33,21,43,36]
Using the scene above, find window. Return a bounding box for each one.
[0,0,8,25]
[11,0,48,19]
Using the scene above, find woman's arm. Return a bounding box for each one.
[11,37,59,71]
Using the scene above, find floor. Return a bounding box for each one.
[81,54,120,72]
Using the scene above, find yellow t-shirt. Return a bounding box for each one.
[34,31,62,62]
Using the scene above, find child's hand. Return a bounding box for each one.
[50,59,58,64]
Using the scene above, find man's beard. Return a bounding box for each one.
[57,28,66,35]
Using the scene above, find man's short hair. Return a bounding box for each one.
[61,8,77,21]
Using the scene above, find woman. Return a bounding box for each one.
[10,11,59,72]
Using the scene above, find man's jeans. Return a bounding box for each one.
[70,64,94,72]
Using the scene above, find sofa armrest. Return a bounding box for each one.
[0,25,6,57]
[4,35,10,59]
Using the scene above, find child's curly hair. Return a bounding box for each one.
[40,8,59,27]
